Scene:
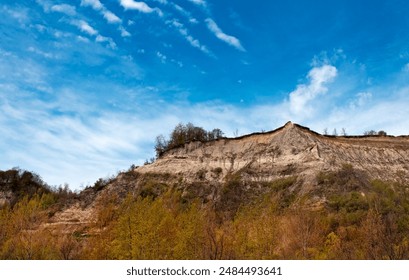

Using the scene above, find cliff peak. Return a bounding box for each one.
[137,121,409,185]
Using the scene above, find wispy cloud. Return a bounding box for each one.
[71,19,98,36]
[96,35,117,49]
[80,0,103,10]
[172,3,198,24]
[36,0,51,12]
[349,92,372,110]
[156,51,167,63]
[0,42,143,188]
[27,46,56,59]
[68,19,117,49]
[153,0,168,4]
[50,4,77,16]
[0,50,49,92]
[0,91,149,188]
[34,1,119,48]
[37,1,78,18]
[168,19,210,54]
[187,0,207,6]
[2,5,30,25]
[205,18,245,51]
[81,0,130,36]
[119,26,131,37]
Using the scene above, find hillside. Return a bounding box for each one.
[2,121,409,260]
[140,121,409,184]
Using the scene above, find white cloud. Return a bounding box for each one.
[119,26,131,37]
[119,0,163,17]
[36,0,51,12]
[172,3,197,23]
[27,46,55,59]
[120,0,154,13]
[81,0,131,37]
[81,0,121,23]
[187,36,209,53]
[0,95,148,189]
[36,1,76,17]
[96,35,117,49]
[319,87,409,136]
[171,59,183,68]
[0,51,145,189]
[349,92,372,109]
[0,50,49,89]
[205,18,245,51]
[3,5,30,25]
[80,0,103,10]
[76,35,90,43]
[103,10,121,23]
[173,4,186,14]
[187,0,206,6]
[32,2,127,53]
[69,19,118,48]
[71,19,98,36]
[311,49,346,67]
[172,4,198,24]
[170,19,183,29]
[168,19,210,54]
[50,4,77,16]
[289,65,337,116]
[156,51,167,63]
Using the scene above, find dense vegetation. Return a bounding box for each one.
[0,168,74,206]
[0,168,50,204]
[1,165,409,259]
[155,123,224,157]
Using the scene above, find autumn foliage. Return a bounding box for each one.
[1,166,409,259]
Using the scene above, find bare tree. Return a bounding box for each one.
[364,130,377,136]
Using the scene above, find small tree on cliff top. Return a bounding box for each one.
[155,123,224,158]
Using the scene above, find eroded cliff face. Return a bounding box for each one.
[10,121,409,232]
[137,121,409,185]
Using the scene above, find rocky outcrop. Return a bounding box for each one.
[137,121,409,185]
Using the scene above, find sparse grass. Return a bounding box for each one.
[316,164,370,194]
[269,176,297,191]
[139,180,168,198]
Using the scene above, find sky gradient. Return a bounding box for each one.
[1,0,409,189]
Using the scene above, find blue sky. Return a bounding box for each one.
[1,0,409,189]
